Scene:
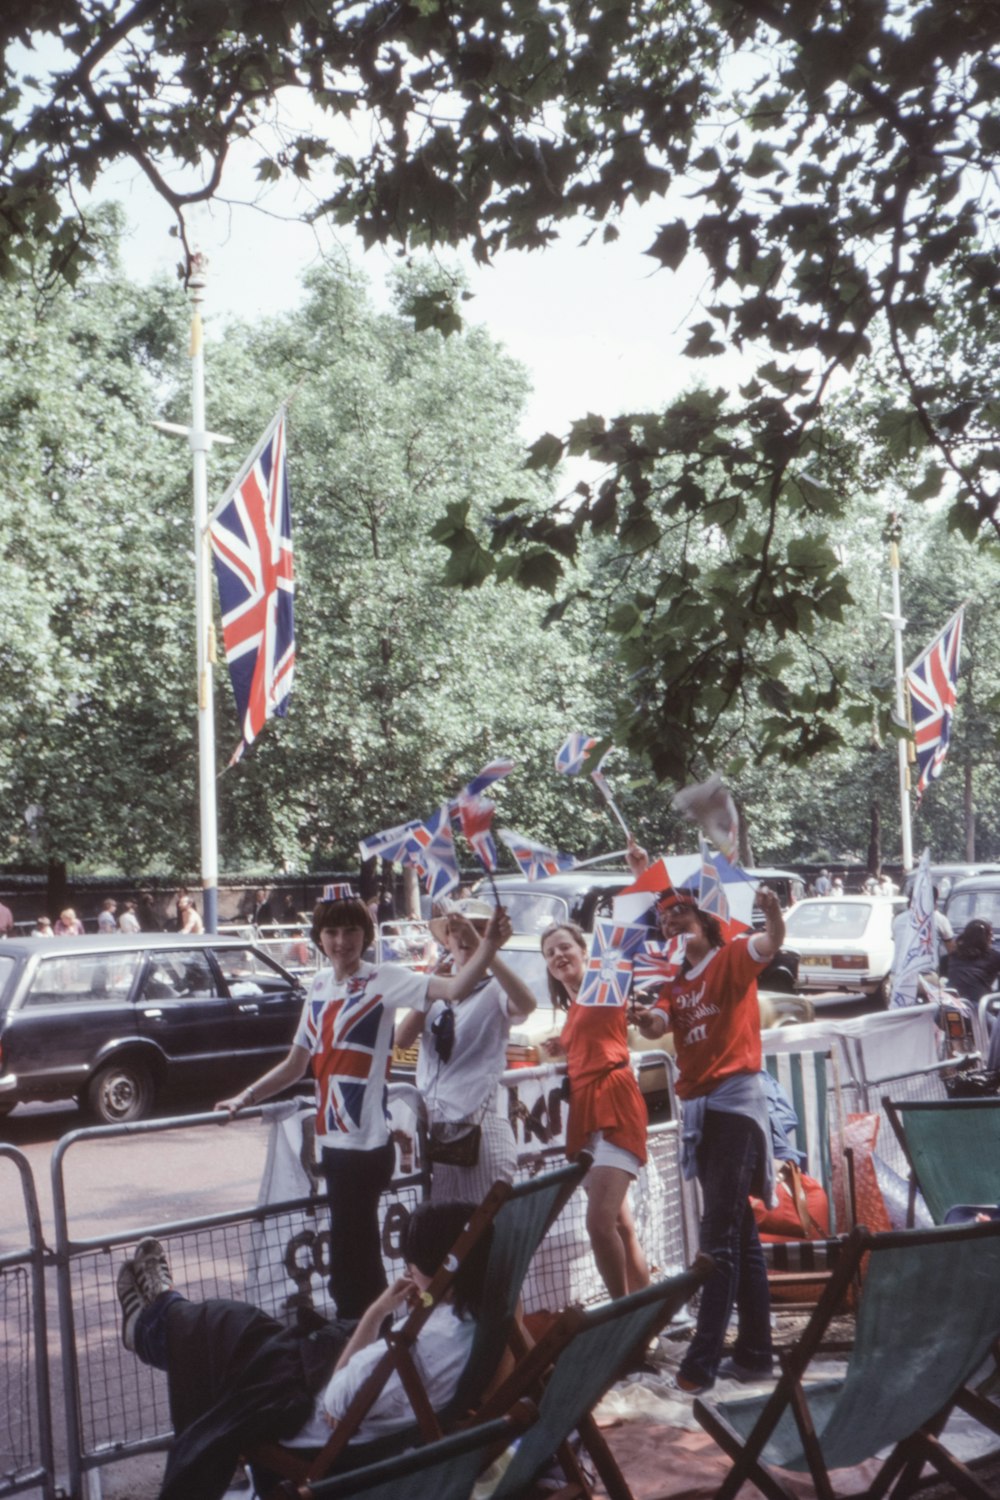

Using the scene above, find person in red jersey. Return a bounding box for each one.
[630,840,785,1394]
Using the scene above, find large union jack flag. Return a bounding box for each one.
[577,918,649,1006]
[305,974,385,1134]
[209,408,295,764]
[907,606,965,803]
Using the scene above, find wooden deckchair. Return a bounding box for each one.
[291,1408,537,1500]
[251,1159,587,1494]
[694,1218,1000,1500]
[474,1258,714,1500]
[883,1094,1000,1226]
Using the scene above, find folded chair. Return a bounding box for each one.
[759,1046,855,1303]
[475,1258,714,1500]
[251,1159,588,1493]
[694,1218,1000,1500]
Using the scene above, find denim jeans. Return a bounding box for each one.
[680,1107,773,1388]
[321,1141,394,1320]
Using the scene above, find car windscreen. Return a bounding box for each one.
[212,944,296,991]
[490,945,551,1002]
[784,902,872,941]
[477,891,570,935]
[946,889,1000,932]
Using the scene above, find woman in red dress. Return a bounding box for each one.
[541,922,649,1299]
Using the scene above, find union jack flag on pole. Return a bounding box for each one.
[632,940,684,989]
[576,919,649,1007]
[209,409,295,763]
[907,606,965,804]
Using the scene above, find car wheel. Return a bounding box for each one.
[86,1059,154,1124]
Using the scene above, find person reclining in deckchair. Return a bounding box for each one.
[115,1200,492,1500]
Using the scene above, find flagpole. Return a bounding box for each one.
[189,254,220,933]
[887,523,914,874]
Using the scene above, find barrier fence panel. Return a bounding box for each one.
[51,1112,425,1500]
[51,1069,692,1498]
[0,1145,56,1500]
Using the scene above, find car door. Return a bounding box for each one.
[210,942,306,1067]
[134,945,243,1093]
[6,949,143,1101]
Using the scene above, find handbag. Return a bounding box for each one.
[751,1159,830,1241]
[425,1121,482,1168]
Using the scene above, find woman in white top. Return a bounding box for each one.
[217,893,511,1320]
[396,901,537,1201]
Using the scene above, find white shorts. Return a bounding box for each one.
[583,1131,642,1177]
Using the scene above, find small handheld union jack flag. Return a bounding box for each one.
[498,829,576,880]
[632,940,684,989]
[554,732,597,776]
[577,918,649,1007]
[209,408,295,764]
[358,818,425,865]
[907,606,965,804]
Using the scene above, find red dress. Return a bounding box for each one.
[559,1002,647,1165]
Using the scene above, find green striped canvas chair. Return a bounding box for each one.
[760,1046,849,1296]
[695,1219,1000,1500]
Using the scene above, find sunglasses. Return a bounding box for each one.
[430,1005,456,1063]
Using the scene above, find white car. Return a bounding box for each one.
[784,896,906,1003]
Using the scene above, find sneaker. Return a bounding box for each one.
[116,1261,143,1351]
[717,1355,775,1384]
[132,1237,174,1304]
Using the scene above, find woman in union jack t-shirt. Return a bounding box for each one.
[217,893,511,1321]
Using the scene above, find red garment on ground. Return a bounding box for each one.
[559,1002,648,1165]
[653,937,767,1100]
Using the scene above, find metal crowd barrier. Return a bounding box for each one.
[49,1068,690,1498]
[0,1145,56,1500]
[51,1110,425,1500]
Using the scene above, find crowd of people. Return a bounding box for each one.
[212,855,787,1404]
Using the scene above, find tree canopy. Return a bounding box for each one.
[4,1,1000,792]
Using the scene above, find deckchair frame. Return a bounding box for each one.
[475,1256,714,1500]
[251,1160,587,1493]
[883,1094,1000,1227]
[694,1219,1000,1500]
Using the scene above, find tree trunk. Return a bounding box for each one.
[867,800,881,878]
[46,858,68,919]
[964,761,976,860]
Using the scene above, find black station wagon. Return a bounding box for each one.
[0,934,307,1123]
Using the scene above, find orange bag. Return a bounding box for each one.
[750,1159,830,1241]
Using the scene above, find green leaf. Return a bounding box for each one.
[525,432,565,470]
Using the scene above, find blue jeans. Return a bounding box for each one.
[680,1107,773,1388]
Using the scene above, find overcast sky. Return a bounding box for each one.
[102,140,735,459]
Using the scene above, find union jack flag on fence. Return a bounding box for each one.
[577,919,649,1007]
[907,606,965,803]
[209,409,295,764]
[498,829,576,880]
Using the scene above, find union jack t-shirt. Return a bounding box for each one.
[294,962,430,1150]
